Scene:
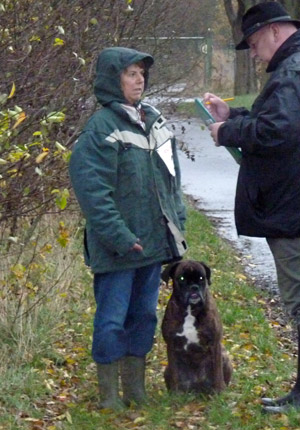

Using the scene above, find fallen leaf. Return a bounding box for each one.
[12,111,26,129]
[8,82,16,98]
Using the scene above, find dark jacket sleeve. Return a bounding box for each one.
[229,107,250,119]
[218,75,300,155]
[69,130,137,256]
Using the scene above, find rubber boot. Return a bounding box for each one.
[120,356,147,406]
[96,362,126,411]
[262,324,300,413]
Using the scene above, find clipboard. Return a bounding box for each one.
[194,98,242,165]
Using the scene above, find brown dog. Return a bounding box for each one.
[161,260,232,394]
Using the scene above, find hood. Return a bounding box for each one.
[94,47,154,106]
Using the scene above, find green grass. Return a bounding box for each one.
[176,93,258,116]
[1,203,300,429]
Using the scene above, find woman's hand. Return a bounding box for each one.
[131,242,143,252]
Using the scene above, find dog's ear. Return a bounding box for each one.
[200,261,211,285]
[161,262,180,283]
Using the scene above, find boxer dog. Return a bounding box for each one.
[161,260,232,394]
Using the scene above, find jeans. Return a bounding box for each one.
[92,263,161,364]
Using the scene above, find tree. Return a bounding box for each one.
[223,0,259,95]
[0,0,216,319]
[223,0,300,95]
[281,0,300,18]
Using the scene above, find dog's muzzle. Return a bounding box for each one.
[187,284,205,305]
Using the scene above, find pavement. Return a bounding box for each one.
[170,116,278,293]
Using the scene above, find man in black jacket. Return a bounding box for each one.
[204,2,300,413]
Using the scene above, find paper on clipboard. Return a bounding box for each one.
[194,97,242,165]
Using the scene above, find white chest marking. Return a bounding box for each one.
[176,306,199,350]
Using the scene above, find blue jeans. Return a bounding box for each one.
[92,263,161,364]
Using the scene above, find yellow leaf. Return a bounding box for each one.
[35,152,49,164]
[99,408,112,414]
[236,273,247,280]
[253,386,264,395]
[12,111,26,129]
[240,332,250,339]
[257,299,266,304]
[30,35,41,42]
[243,343,254,351]
[11,263,26,279]
[55,141,66,151]
[8,82,15,99]
[278,415,289,425]
[54,414,66,421]
[270,320,280,326]
[134,416,146,424]
[53,38,64,46]
[7,168,19,177]
[249,356,258,362]
[23,418,41,422]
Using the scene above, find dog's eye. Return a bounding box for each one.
[179,276,185,281]
[199,276,203,281]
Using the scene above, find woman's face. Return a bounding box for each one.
[120,62,145,105]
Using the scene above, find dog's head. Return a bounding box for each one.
[162,260,211,308]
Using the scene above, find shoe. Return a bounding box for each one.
[261,389,300,407]
[120,356,147,406]
[262,390,300,413]
[96,362,126,411]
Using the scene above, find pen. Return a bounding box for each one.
[205,97,235,104]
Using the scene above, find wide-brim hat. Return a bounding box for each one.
[236,1,300,50]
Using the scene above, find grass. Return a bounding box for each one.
[1,202,300,429]
[176,93,258,116]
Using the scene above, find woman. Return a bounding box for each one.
[69,47,187,410]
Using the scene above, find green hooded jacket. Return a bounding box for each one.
[69,47,187,274]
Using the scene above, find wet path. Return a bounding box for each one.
[172,117,278,293]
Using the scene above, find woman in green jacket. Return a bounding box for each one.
[69,47,186,410]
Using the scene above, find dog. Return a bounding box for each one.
[161,260,232,394]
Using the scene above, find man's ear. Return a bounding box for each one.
[270,22,280,43]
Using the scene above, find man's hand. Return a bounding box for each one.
[203,92,230,122]
[209,122,224,146]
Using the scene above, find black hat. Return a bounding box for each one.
[236,2,300,50]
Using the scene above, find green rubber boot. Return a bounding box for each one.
[96,362,126,411]
[120,356,147,406]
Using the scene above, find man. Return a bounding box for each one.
[69,47,187,410]
[204,2,300,413]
